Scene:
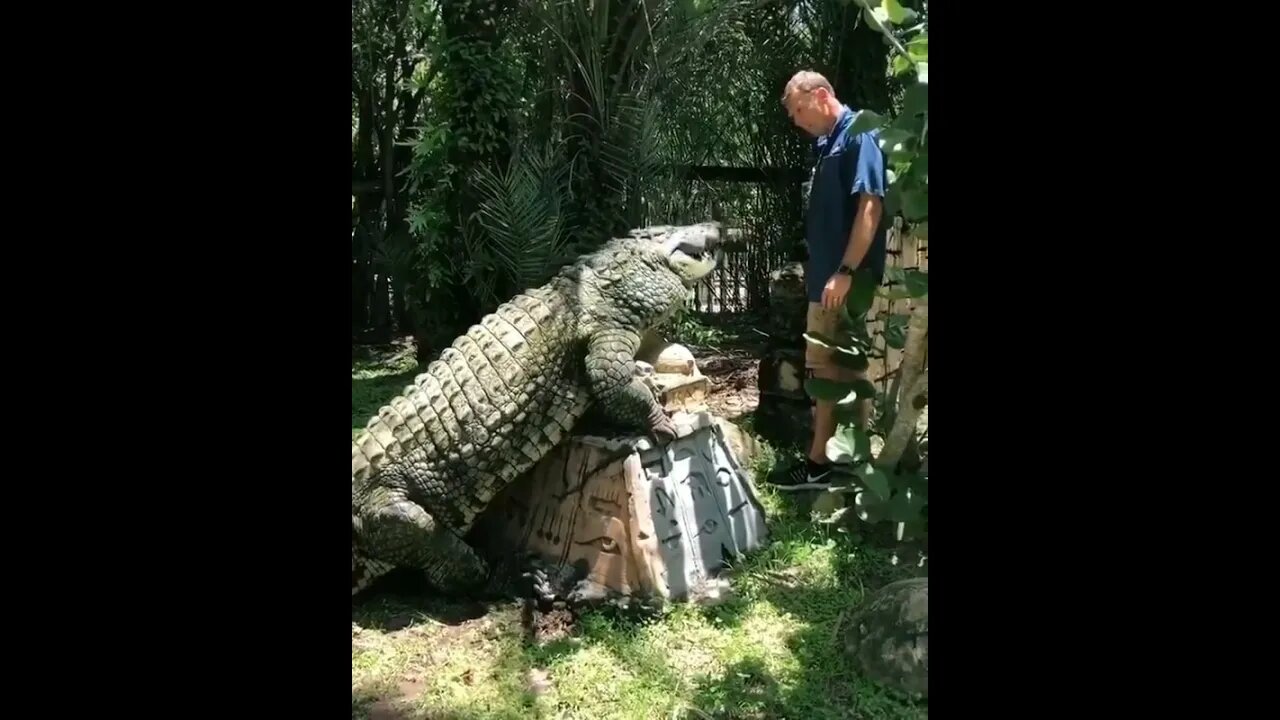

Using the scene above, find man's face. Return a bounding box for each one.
[785,87,832,137]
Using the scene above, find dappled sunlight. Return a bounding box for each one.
[352,606,544,720]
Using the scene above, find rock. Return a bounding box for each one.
[686,576,735,606]
[653,343,698,376]
[758,348,806,398]
[843,577,928,699]
[469,410,770,604]
[767,262,808,341]
[526,668,553,695]
[712,416,761,469]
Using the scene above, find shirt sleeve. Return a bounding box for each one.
[845,129,887,198]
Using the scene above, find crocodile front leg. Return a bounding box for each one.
[358,493,489,594]
[584,329,676,443]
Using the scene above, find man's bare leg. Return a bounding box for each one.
[809,368,839,464]
[809,366,868,461]
[773,303,868,491]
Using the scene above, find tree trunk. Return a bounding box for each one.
[877,300,927,472]
[392,277,411,335]
[352,254,369,335]
[369,272,391,343]
[411,0,517,361]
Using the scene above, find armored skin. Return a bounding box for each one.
[352,222,723,596]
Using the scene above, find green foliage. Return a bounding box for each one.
[363,0,907,348]
[397,0,526,342]
[661,306,731,347]
[464,142,576,309]
[399,0,772,335]
[850,0,929,226]
[804,1,929,559]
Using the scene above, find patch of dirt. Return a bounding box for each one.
[364,676,427,720]
[693,347,761,421]
[521,602,579,646]
[526,668,553,696]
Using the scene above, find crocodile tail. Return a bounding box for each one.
[352,551,395,596]
[351,390,424,484]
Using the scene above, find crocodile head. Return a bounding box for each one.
[628,221,723,285]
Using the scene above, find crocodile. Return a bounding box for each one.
[352,221,723,597]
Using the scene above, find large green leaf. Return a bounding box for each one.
[907,35,928,64]
[899,472,928,504]
[910,151,928,181]
[851,378,879,402]
[884,313,909,349]
[887,486,927,523]
[862,6,889,33]
[846,268,879,316]
[833,402,863,425]
[889,109,925,137]
[904,269,929,298]
[901,82,928,118]
[854,484,889,523]
[856,464,892,502]
[903,187,928,220]
[882,0,911,24]
[804,331,867,357]
[850,109,887,136]
[885,185,903,217]
[862,0,917,28]
[896,518,927,543]
[832,350,871,372]
[877,128,915,157]
[826,424,872,464]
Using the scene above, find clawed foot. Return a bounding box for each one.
[648,409,677,445]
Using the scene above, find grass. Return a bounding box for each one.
[352,344,927,720]
[352,341,418,439]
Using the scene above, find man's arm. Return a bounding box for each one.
[840,129,888,270]
[842,194,882,270]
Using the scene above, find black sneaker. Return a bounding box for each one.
[769,458,833,492]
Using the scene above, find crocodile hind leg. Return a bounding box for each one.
[359,496,489,594]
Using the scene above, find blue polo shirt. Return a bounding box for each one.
[804,104,889,304]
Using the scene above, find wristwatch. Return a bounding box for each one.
[837,264,855,276]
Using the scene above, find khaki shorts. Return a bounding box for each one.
[804,302,864,381]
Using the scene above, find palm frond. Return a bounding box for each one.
[467,141,574,295]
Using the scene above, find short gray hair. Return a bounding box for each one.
[781,70,833,104]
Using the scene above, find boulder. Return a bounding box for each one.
[843,577,928,699]
[767,261,808,342]
[754,346,813,451]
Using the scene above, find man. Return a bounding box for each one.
[772,70,888,491]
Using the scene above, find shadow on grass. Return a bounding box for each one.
[351,570,494,631]
[349,326,926,718]
[351,500,926,720]
[352,588,548,720]
[680,491,926,719]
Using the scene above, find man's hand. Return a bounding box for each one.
[822,272,852,310]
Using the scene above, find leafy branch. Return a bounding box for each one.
[805,0,928,557]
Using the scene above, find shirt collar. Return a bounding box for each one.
[818,104,854,151]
